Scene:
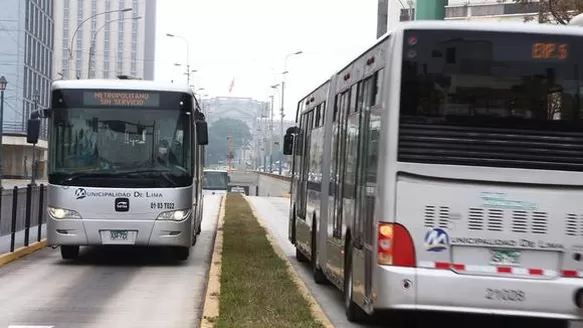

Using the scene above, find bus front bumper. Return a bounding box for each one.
[47,217,192,248]
[373,265,583,322]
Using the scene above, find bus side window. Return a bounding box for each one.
[354,75,376,248]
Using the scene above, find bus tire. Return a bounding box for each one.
[196,203,203,235]
[60,245,79,260]
[311,216,328,284]
[175,246,190,261]
[296,247,308,262]
[344,240,367,322]
[290,205,297,244]
[191,229,198,246]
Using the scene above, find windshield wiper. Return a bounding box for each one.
[114,168,179,187]
[64,171,117,183]
[115,168,171,174]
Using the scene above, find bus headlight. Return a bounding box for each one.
[156,209,191,221]
[48,206,81,219]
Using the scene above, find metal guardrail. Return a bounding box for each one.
[0,184,47,252]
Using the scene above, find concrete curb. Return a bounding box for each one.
[0,239,48,268]
[200,195,226,328]
[244,196,335,328]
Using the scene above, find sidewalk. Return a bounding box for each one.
[0,224,46,255]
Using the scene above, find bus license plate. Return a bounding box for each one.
[110,230,128,240]
[490,249,521,266]
[101,230,136,245]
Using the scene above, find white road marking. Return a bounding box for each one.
[8,325,55,328]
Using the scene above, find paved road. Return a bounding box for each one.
[246,196,573,328]
[0,195,222,328]
[0,224,46,254]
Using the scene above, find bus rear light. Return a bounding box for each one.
[377,222,416,267]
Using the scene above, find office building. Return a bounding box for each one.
[53,0,157,80]
[0,0,54,179]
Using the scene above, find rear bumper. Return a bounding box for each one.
[373,265,583,321]
[47,216,192,248]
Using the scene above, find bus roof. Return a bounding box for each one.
[52,79,193,94]
[394,19,583,37]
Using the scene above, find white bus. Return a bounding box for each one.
[283,20,583,324]
[202,169,230,196]
[26,79,208,261]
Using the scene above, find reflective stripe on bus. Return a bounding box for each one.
[418,261,583,278]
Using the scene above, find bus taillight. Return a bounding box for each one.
[377,222,416,267]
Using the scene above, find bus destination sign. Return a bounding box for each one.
[531,42,568,60]
[83,91,160,107]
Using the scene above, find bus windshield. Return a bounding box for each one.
[399,29,583,171]
[49,107,193,188]
[203,171,229,190]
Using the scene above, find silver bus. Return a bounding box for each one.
[26,79,208,261]
[283,20,583,324]
[202,169,230,196]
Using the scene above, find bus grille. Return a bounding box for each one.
[398,122,583,172]
[423,205,549,235]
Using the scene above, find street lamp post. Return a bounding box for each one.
[68,7,132,79]
[270,83,281,174]
[279,51,302,175]
[31,92,39,186]
[0,76,7,188]
[166,33,191,84]
[88,16,142,78]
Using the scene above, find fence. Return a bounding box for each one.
[0,184,47,253]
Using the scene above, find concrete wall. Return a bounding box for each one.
[255,172,291,198]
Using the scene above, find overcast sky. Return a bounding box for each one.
[154,0,378,119]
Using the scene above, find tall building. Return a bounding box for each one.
[0,0,53,179]
[52,0,157,81]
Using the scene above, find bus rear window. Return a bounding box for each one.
[400,30,583,127]
[398,29,583,171]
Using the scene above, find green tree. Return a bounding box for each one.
[207,118,252,165]
[514,0,582,24]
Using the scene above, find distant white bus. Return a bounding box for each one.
[202,169,230,196]
[284,20,583,324]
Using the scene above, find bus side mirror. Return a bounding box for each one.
[27,119,41,144]
[196,121,208,145]
[283,133,294,155]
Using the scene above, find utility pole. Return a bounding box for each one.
[263,103,268,171]
[416,0,446,20]
[377,0,388,38]
[227,135,233,173]
[31,91,39,185]
[0,76,6,189]
[269,95,274,173]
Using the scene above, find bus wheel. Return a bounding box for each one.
[344,244,366,322]
[196,205,203,235]
[191,230,198,246]
[175,247,190,261]
[60,245,79,260]
[311,218,328,284]
[295,247,308,262]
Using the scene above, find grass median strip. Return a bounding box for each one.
[216,193,323,328]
